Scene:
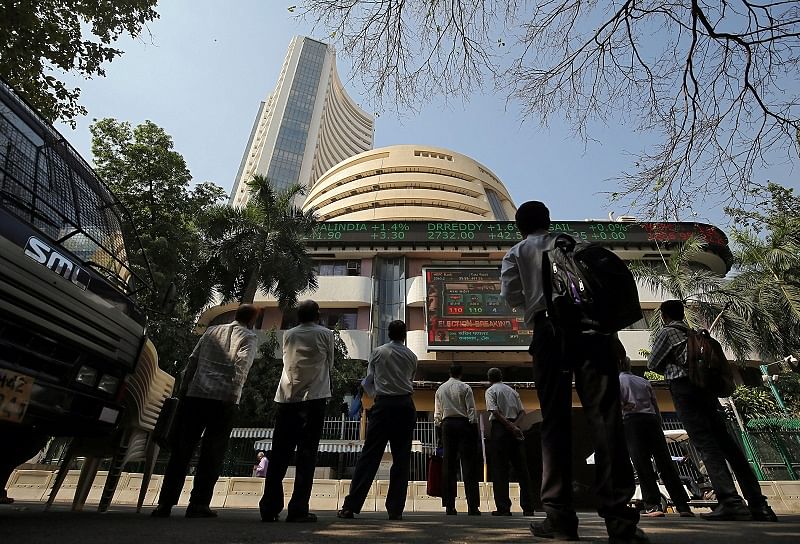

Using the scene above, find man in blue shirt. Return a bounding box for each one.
[338,320,418,520]
[618,356,692,517]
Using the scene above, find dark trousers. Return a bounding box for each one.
[530,318,637,534]
[441,417,481,512]
[669,378,765,508]
[260,399,326,518]
[623,413,690,510]
[158,396,237,507]
[490,422,536,513]
[342,395,416,514]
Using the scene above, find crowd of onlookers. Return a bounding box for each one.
[98,200,777,544]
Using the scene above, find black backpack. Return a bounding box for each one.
[671,326,735,397]
[542,234,643,333]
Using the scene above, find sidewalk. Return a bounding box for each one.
[2,503,799,544]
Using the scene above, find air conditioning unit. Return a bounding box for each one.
[346,260,359,270]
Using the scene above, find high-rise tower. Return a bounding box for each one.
[230,36,374,206]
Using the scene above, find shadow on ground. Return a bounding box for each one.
[2,504,799,544]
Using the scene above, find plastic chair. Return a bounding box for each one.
[46,339,175,512]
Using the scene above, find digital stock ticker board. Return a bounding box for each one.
[308,220,729,251]
[424,267,532,351]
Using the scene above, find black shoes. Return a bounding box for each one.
[388,512,403,520]
[468,510,482,516]
[701,502,752,521]
[530,515,580,541]
[285,512,318,523]
[751,503,778,522]
[261,514,280,522]
[445,507,458,515]
[150,505,172,518]
[491,510,512,516]
[185,504,218,518]
[337,508,355,519]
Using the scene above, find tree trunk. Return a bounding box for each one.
[240,265,261,304]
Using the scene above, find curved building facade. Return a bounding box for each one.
[230,36,374,207]
[302,145,517,221]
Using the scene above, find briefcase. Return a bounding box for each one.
[426,454,443,497]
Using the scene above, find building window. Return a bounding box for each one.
[314,259,361,276]
[485,188,508,220]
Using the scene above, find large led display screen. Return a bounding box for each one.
[424,267,533,351]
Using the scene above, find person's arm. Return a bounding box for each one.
[619,375,636,412]
[236,331,258,368]
[490,409,524,440]
[465,385,476,424]
[647,329,674,374]
[434,389,443,427]
[500,251,525,309]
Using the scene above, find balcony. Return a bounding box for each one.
[254,275,373,307]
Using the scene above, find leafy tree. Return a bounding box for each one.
[201,175,318,306]
[90,118,226,372]
[630,237,755,360]
[0,1,159,126]
[732,385,780,423]
[726,183,800,362]
[302,1,800,217]
[236,327,367,426]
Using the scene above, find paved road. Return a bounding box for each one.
[2,503,799,543]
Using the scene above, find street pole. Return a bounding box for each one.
[760,363,790,415]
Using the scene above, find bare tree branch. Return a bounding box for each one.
[301,1,800,218]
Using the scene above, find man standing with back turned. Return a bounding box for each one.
[338,320,418,520]
[648,299,777,522]
[618,355,693,517]
[260,299,334,523]
[501,201,646,543]
[152,304,260,519]
[434,364,481,516]
[485,367,536,517]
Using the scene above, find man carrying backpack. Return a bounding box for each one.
[648,299,778,522]
[501,201,646,544]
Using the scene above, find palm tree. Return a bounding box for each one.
[630,236,756,361]
[728,228,800,361]
[200,175,318,306]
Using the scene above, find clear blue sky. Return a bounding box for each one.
[55,1,798,229]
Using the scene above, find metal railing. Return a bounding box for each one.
[0,78,151,295]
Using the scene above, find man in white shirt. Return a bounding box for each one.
[152,304,260,519]
[260,300,334,523]
[485,368,536,516]
[338,320,418,520]
[434,365,480,516]
[501,201,645,544]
